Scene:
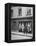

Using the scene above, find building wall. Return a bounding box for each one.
[11,7,33,18]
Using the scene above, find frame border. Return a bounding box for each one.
[5,3,35,43]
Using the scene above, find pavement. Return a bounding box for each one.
[11,31,33,40]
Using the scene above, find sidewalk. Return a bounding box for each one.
[11,31,33,40]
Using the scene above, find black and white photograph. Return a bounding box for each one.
[11,6,33,40]
[5,3,35,43]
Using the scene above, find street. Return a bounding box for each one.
[11,31,33,40]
